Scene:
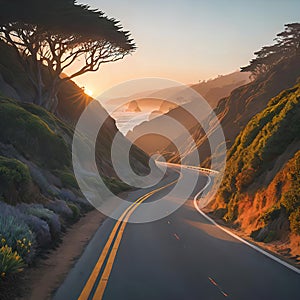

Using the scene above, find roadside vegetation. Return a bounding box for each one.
[208,24,300,258]
[0,0,136,289]
[212,80,300,255]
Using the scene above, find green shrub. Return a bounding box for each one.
[21,103,74,138]
[0,157,30,185]
[24,206,61,238]
[103,176,130,194]
[0,156,32,204]
[0,99,70,170]
[67,203,80,221]
[0,216,35,262]
[55,170,78,189]
[0,245,25,278]
[224,199,238,222]
[282,189,300,212]
[217,83,300,216]
[218,188,232,204]
[289,207,300,235]
[235,168,256,191]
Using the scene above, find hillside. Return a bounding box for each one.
[126,99,200,155]
[209,82,300,256]
[166,55,300,166]
[0,41,150,177]
[126,71,250,155]
[107,71,250,111]
[0,42,151,281]
[145,71,250,109]
[189,71,251,108]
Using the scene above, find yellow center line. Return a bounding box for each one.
[92,179,178,299]
[78,178,179,300]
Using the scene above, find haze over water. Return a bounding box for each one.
[111,111,152,135]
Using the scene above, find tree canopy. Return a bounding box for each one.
[0,0,136,111]
[241,23,300,79]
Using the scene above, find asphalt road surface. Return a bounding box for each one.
[54,165,300,300]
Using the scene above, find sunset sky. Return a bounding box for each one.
[70,0,300,97]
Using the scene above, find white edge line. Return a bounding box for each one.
[194,173,300,275]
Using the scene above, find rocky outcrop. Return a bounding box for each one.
[125,100,141,112]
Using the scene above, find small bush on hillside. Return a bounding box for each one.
[289,207,300,235]
[20,102,73,138]
[224,200,239,222]
[22,205,61,239]
[103,176,130,194]
[0,245,25,278]
[217,84,300,230]
[45,199,73,218]
[235,168,256,191]
[0,156,32,204]
[0,100,71,170]
[282,189,300,212]
[67,203,80,221]
[0,215,35,263]
[0,202,52,248]
[22,215,51,248]
[54,170,78,189]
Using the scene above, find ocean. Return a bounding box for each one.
[111,111,152,136]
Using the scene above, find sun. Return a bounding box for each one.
[84,88,93,97]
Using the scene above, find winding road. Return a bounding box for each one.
[53,164,300,300]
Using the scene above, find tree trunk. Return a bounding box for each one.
[42,77,60,113]
[35,61,44,106]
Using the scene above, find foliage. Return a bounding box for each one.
[0,201,52,249]
[0,0,135,111]
[0,245,25,278]
[282,189,300,212]
[235,168,256,191]
[45,199,73,218]
[0,156,31,204]
[224,199,239,223]
[0,216,35,262]
[103,176,130,194]
[67,203,80,221]
[289,207,300,235]
[0,157,30,185]
[281,152,300,233]
[23,205,61,239]
[20,102,74,138]
[55,170,78,189]
[0,99,70,169]
[241,23,300,78]
[21,215,51,248]
[218,83,300,223]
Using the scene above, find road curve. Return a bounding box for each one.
[54,166,300,300]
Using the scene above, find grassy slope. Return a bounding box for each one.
[0,98,71,170]
[168,56,300,166]
[211,82,300,254]
[0,41,150,178]
[0,42,140,282]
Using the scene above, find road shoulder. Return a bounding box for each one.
[17,209,106,300]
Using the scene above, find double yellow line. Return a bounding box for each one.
[78,178,178,300]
